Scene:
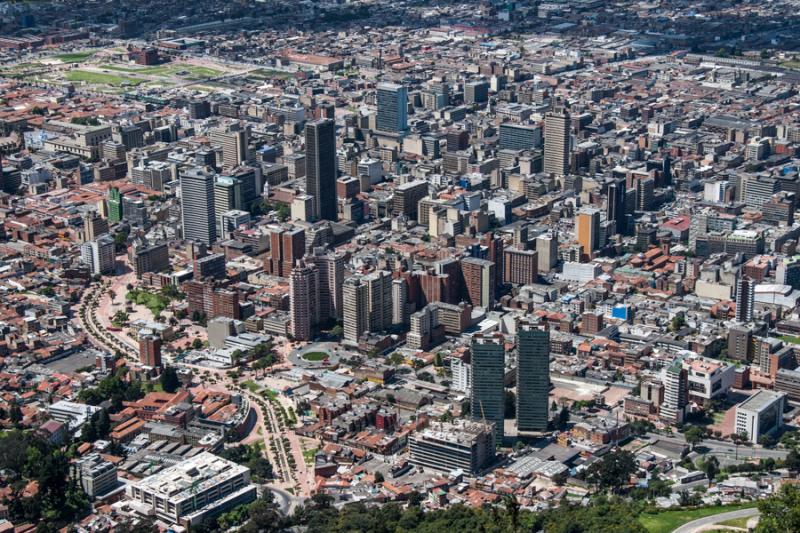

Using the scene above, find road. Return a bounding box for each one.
[672,508,759,533]
[700,439,788,465]
[266,485,305,516]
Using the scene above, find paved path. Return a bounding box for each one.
[672,508,760,533]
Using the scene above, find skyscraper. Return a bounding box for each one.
[606,178,627,236]
[392,278,408,326]
[461,257,496,308]
[305,119,337,221]
[209,123,250,170]
[376,83,408,133]
[471,334,505,442]
[214,176,242,234]
[576,208,600,260]
[516,320,550,433]
[80,235,116,275]
[139,334,162,368]
[289,260,319,341]
[365,270,392,333]
[736,276,755,322]
[544,110,569,176]
[306,247,345,321]
[343,277,368,344]
[660,359,688,424]
[108,187,123,223]
[180,167,217,246]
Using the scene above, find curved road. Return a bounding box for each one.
[672,508,759,533]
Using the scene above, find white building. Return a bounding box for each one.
[451,355,472,393]
[682,356,735,404]
[127,452,257,527]
[561,262,601,284]
[734,390,785,442]
[48,400,102,431]
[80,235,116,275]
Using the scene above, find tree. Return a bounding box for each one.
[700,455,719,481]
[756,483,800,533]
[192,338,203,350]
[557,406,570,430]
[160,367,180,393]
[374,471,384,483]
[684,425,704,450]
[785,449,800,472]
[9,404,22,425]
[330,324,344,339]
[433,353,443,367]
[586,449,637,493]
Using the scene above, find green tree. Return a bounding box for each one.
[684,425,704,450]
[785,449,800,472]
[9,404,22,425]
[160,367,180,393]
[757,484,800,533]
[504,390,516,419]
[585,449,637,493]
[700,455,719,481]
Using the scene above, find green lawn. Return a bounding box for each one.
[302,447,318,464]
[248,68,294,80]
[242,380,261,393]
[779,334,800,345]
[55,51,96,63]
[638,503,757,533]
[126,289,172,315]
[65,70,144,87]
[100,63,222,79]
[717,515,752,528]
[302,351,329,361]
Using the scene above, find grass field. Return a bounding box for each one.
[65,70,144,87]
[248,68,294,80]
[638,503,757,533]
[56,51,96,63]
[780,334,800,345]
[126,289,172,315]
[242,380,261,393]
[302,447,318,464]
[302,351,329,361]
[717,515,751,528]
[100,63,222,79]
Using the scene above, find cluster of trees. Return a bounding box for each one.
[218,443,273,481]
[159,366,181,393]
[77,366,143,411]
[0,431,90,530]
[582,449,638,493]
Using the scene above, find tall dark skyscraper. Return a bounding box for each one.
[516,319,550,433]
[305,119,337,221]
[735,276,755,322]
[180,167,217,245]
[607,178,627,236]
[471,333,505,442]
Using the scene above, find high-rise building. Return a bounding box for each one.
[544,110,569,176]
[73,453,118,500]
[343,277,369,344]
[660,359,688,424]
[305,119,337,221]
[130,242,169,279]
[576,208,600,260]
[376,82,408,133]
[180,167,217,246]
[266,226,306,278]
[498,123,541,151]
[728,326,753,361]
[606,178,627,236]
[409,419,495,475]
[108,187,123,223]
[464,80,490,104]
[393,180,429,219]
[776,258,800,289]
[461,257,495,308]
[83,211,109,242]
[305,247,344,321]
[471,334,505,442]
[735,276,755,322]
[516,320,550,433]
[139,334,162,367]
[209,123,250,170]
[536,233,558,273]
[365,270,392,333]
[80,235,116,275]
[289,260,319,341]
[214,176,242,234]
[582,311,604,335]
[503,247,538,286]
[392,278,408,326]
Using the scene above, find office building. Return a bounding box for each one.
[409,419,495,475]
[393,180,429,219]
[72,453,118,499]
[776,368,800,401]
[734,390,785,441]
[220,210,251,240]
[130,242,169,278]
[365,270,392,332]
[289,259,319,341]
[543,110,569,176]
[660,359,688,424]
[471,334,505,442]
[516,320,550,433]
[536,233,558,273]
[127,452,257,527]
[266,226,305,277]
[139,334,162,367]
[108,187,123,223]
[735,276,755,322]
[214,176,242,234]
[498,123,541,151]
[606,178,627,236]
[576,208,600,260]
[503,247,538,286]
[343,277,369,344]
[83,211,109,242]
[209,123,250,170]
[180,167,217,246]
[392,278,408,326]
[305,119,337,221]
[80,235,116,275]
[376,82,408,133]
[464,80,490,104]
[461,257,495,308]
